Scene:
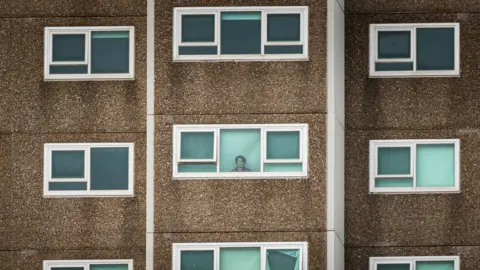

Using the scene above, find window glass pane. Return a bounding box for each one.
[219,129,261,172]
[181,250,214,270]
[52,34,86,62]
[377,264,411,270]
[51,268,84,270]
[416,144,455,187]
[375,178,414,188]
[266,249,300,270]
[181,132,215,159]
[221,12,261,54]
[179,46,217,55]
[90,264,129,270]
[91,31,130,74]
[220,247,261,270]
[377,147,411,175]
[52,150,85,178]
[264,163,303,172]
[375,62,414,71]
[267,131,300,159]
[377,31,411,59]
[49,182,87,191]
[417,28,455,71]
[50,65,88,74]
[267,14,300,42]
[178,164,217,173]
[264,45,303,54]
[416,261,454,270]
[90,147,129,190]
[182,15,215,42]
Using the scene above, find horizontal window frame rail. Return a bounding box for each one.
[370,256,460,270]
[43,259,134,270]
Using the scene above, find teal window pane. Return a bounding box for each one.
[52,150,85,178]
[49,182,87,191]
[181,132,215,159]
[416,261,454,270]
[219,129,261,172]
[267,14,300,42]
[220,247,261,270]
[417,28,455,71]
[264,45,303,54]
[267,131,300,159]
[375,178,414,188]
[178,164,217,173]
[51,268,84,270]
[182,15,215,42]
[378,31,411,59]
[90,264,129,270]
[50,65,88,74]
[181,250,214,270]
[91,31,129,74]
[264,163,303,172]
[377,147,411,175]
[179,46,217,55]
[266,249,300,270]
[90,147,129,190]
[377,264,411,270]
[221,12,261,54]
[416,144,455,187]
[52,34,85,62]
[375,62,414,71]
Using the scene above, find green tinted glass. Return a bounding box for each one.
[416,261,454,270]
[266,131,300,159]
[378,31,411,59]
[266,249,300,270]
[377,147,411,175]
[178,164,217,173]
[221,12,261,54]
[417,28,455,71]
[377,264,410,270]
[264,163,302,172]
[91,31,130,74]
[90,147,129,190]
[267,14,300,42]
[416,144,455,187]
[52,34,86,62]
[90,264,129,270]
[181,132,215,159]
[375,178,414,188]
[49,182,87,191]
[181,250,214,270]
[219,129,261,172]
[220,247,261,270]
[52,150,85,178]
[182,15,215,42]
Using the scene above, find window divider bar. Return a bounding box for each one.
[85,146,91,191]
[261,11,267,55]
[216,11,221,56]
[86,30,92,75]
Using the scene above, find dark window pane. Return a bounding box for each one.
[50,65,88,74]
[91,31,130,74]
[49,182,87,191]
[52,150,85,178]
[179,46,217,55]
[378,31,411,59]
[417,28,455,70]
[90,264,129,270]
[264,45,303,54]
[377,264,411,270]
[52,34,86,62]
[266,249,300,270]
[267,131,300,159]
[267,14,300,42]
[90,147,129,190]
[375,62,414,71]
[378,147,411,175]
[181,250,214,270]
[221,12,261,54]
[182,15,215,42]
[181,132,215,159]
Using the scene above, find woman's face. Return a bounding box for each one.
[236,158,245,168]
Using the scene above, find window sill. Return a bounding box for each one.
[369,70,460,78]
[173,54,309,62]
[44,74,135,81]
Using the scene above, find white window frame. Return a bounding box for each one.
[369,23,460,78]
[369,256,460,270]
[173,6,309,61]
[44,26,135,81]
[43,259,133,270]
[44,142,135,197]
[173,242,308,270]
[369,139,460,194]
[173,124,308,179]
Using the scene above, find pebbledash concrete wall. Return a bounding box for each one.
[345,1,480,269]
[0,1,147,269]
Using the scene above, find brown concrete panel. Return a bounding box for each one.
[154,114,326,233]
[7,133,146,250]
[346,0,474,14]
[0,135,12,250]
[346,130,480,247]
[8,17,146,133]
[345,14,480,130]
[0,19,12,133]
[155,232,326,270]
[155,1,327,115]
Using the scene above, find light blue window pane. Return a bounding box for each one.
[91,31,129,74]
[264,163,303,172]
[90,264,129,270]
[375,178,414,187]
[264,45,303,54]
[378,31,411,59]
[221,12,261,54]
[182,15,215,42]
[51,268,84,270]
[181,132,215,159]
[52,34,86,62]
[266,249,300,270]
[50,65,88,74]
[377,264,410,270]
[416,261,454,270]
[377,147,411,175]
[417,28,455,71]
[267,131,300,159]
[52,150,85,178]
[178,164,217,173]
[375,62,414,71]
[220,247,261,270]
[267,14,300,42]
[416,144,455,187]
[219,129,261,172]
[90,147,129,190]
[49,182,87,191]
[181,250,214,270]
[179,46,217,55]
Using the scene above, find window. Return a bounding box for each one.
[44,26,135,80]
[173,242,308,270]
[44,260,133,270]
[369,139,460,193]
[369,23,460,77]
[44,143,134,197]
[370,256,459,270]
[173,124,308,179]
[173,7,308,61]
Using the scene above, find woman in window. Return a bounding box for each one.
[231,155,252,172]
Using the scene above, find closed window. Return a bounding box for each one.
[44,143,134,197]
[173,242,307,270]
[44,260,133,270]
[173,124,308,179]
[44,27,135,80]
[369,139,460,193]
[370,256,459,270]
[173,7,308,61]
[369,23,459,77]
